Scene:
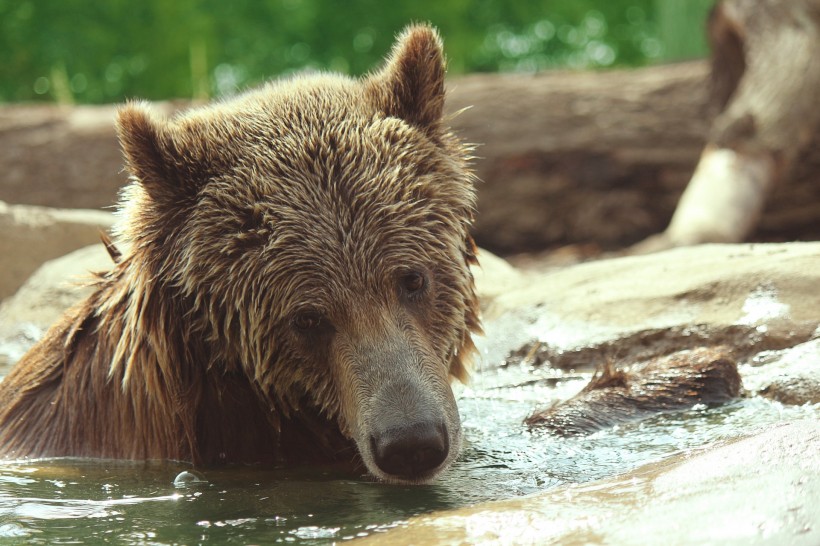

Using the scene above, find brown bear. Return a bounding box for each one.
[0,25,481,485]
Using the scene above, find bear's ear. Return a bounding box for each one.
[116,101,199,204]
[366,24,446,132]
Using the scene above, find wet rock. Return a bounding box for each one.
[388,243,818,545]
[504,325,764,372]
[760,375,820,405]
[0,201,114,300]
[357,420,820,545]
[740,338,820,405]
[525,347,741,435]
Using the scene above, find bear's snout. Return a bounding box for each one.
[342,353,461,483]
[370,421,449,479]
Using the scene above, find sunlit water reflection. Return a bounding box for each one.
[0,347,817,544]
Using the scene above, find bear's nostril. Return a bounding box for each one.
[371,422,448,479]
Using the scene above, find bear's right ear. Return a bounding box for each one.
[116,101,196,205]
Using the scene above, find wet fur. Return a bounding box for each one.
[0,26,480,480]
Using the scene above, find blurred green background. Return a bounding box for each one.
[1,0,714,104]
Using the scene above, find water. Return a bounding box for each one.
[0,349,816,545]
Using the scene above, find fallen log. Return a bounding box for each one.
[447,61,713,253]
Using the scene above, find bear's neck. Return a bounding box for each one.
[0,267,354,466]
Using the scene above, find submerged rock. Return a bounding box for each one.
[525,347,741,435]
[742,337,820,406]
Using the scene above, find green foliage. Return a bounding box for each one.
[0,0,714,104]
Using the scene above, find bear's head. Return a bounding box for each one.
[114,25,479,484]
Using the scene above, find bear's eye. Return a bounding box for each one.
[401,270,426,294]
[292,311,324,332]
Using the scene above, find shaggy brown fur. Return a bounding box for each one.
[526,347,741,436]
[0,25,481,484]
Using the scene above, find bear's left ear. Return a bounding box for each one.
[366,24,446,133]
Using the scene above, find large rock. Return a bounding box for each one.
[359,419,820,545]
[0,201,115,300]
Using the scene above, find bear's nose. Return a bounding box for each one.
[370,422,448,479]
